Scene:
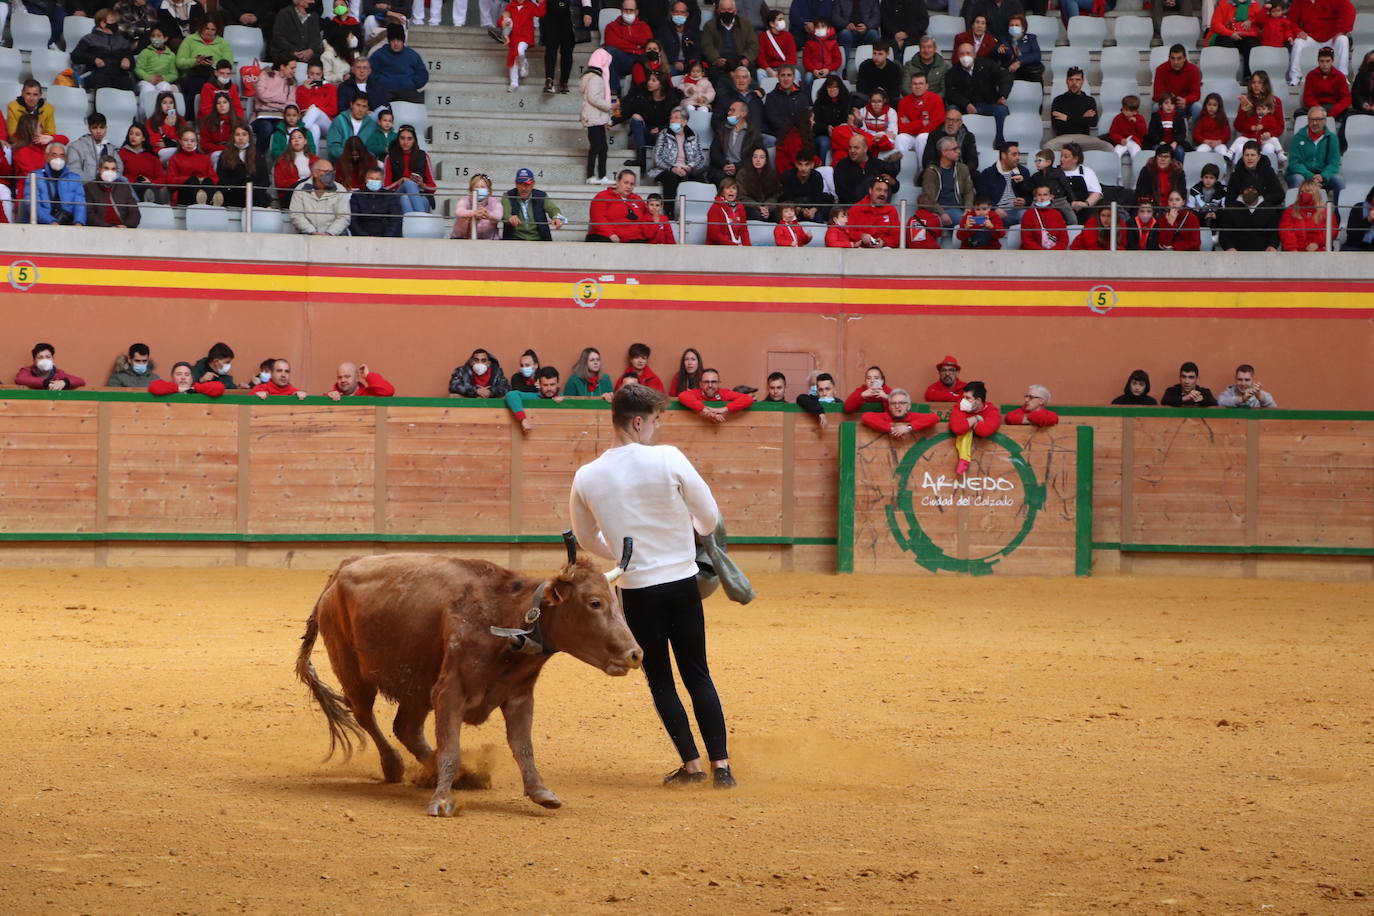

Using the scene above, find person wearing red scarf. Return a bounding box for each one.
[448,348,511,398]
[1279,181,1328,250]
[705,178,751,245]
[861,388,938,437]
[251,360,310,399]
[924,355,965,404]
[1125,200,1161,250]
[328,363,396,399]
[1004,385,1059,427]
[617,343,665,392]
[677,368,754,422]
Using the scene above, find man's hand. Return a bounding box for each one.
[889,423,911,438]
[966,103,977,114]
[723,163,736,175]
[295,49,313,60]
[967,415,980,426]
[48,379,66,391]
[200,372,218,383]
[551,216,566,229]
[508,214,522,226]
[941,212,953,226]
[521,417,534,432]
[1052,110,1068,121]
[1084,108,1096,118]
[553,395,565,403]
[295,390,309,400]
[256,390,269,399]
[817,413,829,429]
[240,12,258,24]
[358,364,369,378]
[94,57,106,68]
[121,58,132,69]
[326,390,342,401]
[475,386,492,398]
[609,233,621,242]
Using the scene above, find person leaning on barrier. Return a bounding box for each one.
[565,347,615,400]
[252,359,310,399]
[449,347,510,398]
[148,361,226,397]
[861,388,938,438]
[846,173,901,248]
[760,371,787,402]
[796,371,838,428]
[1161,361,1219,407]
[678,368,754,422]
[949,380,1000,476]
[191,342,240,389]
[1005,384,1060,426]
[328,362,396,399]
[289,158,353,235]
[108,342,159,386]
[619,342,666,392]
[16,343,86,391]
[924,354,966,404]
[505,366,564,433]
[1218,364,1278,408]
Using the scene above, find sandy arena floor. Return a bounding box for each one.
[0,567,1370,915]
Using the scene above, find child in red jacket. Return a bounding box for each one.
[802,19,842,86]
[905,194,944,248]
[1108,94,1148,159]
[1259,0,1298,48]
[955,197,1006,249]
[500,0,546,91]
[643,192,676,243]
[1021,186,1069,250]
[775,204,814,246]
[706,178,751,245]
[824,206,859,246]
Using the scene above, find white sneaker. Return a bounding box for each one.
[508,82,518,92]
[428,19,441,25]
[586,176,602,184]
[411,17,424,25]
[599,175,614,184]
[519,56,528,77]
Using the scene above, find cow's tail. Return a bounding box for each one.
[296,574,367,762]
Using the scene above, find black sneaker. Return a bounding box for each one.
[663,766,707,787]
[486,26,505,42]
[713,766,737,789]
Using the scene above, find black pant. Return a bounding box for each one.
[621,575,728,764]
[586,124,608,179]
[543,21,575,84]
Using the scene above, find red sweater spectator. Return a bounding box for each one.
[15,365,85,389]
[1302,66,1352,118]
[774,131,820,174]
[828,122,883,164]
[862,407,939,434]
[331,371,395,397]
[252,381,305,397]
[148,379,226,397]
[925,357,964,403]
[1070,216,1125,250]
[588,187,648,241]
[1109,112,1147,146]
[198,82,245,119]
[905,207,943,248]
[678,386,754,412]
[504,0,547,67]
[1020,206,1069,250]
[847,202,901,247]
[1152,60,1202,107]
[617,364,664,391]
[146,118,179,150]
[955,209,1006,249]
[949,401,1001,437]
[802,34,842,75]
[843,383,891,413]
[1278,204,1326,250]
[774,219,813,246]
[1004,406,1059,426]
[644,214,676,244]
[1206,0,1268,43]
[274,152,319,191]
[296,82,339,120]
[119,146,166,185]
[1234,104,1283,139]
[198,115,236,153]
[952,31,997,60]
[757,28,797,71]
[706,196,751,245]
[1157,208,1202,250]
[1289,0,1355,44]
[1260,12,1298,46]
[898,91,945,136]
[604,16,652,56]
[1192,110,1231,145]
[826,223,857,247]
[166,148,217,186]
[12,140,61,182]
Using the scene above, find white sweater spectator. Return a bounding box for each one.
[289,160,353,234]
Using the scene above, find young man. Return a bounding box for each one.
[949,380,1001,476]
[1161,361,1219,407]
[569,385,735,789]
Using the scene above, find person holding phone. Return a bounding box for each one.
[843,365,892,413]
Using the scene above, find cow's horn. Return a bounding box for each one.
[562,530,577,565]
[605,537,634,583]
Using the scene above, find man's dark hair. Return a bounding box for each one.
[972,194,991,206]
[31,341,53,358]
[701,367,721,378]
[964,380,987,401]
[816,372,834,384]
[87,112,106,128]
[1066,66,1084,78]
[1169,43,1186,55]
[469,347,491,362]
[1236,364,1255,374]
[534,365,560,380]
[872,39,891,54]
[996,140,1018,153]
[21,78,40,91]
[172,361,193,373]
[767,371,785,383]
[1318,46,1334,59]
[620,370,640,382]
[208,342,234,361]
[128,342,150,358]
[1179,361,1199,374]
[215,58,232,71]
[386,22,406,42]
[628,342,651,360]
[611,383,668,429]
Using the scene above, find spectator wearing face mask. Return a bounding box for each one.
[16,343,85,391]
[795,371,838,428]
[1004,384,1059,426]
[327,362,396,399]
[350,165,403,236]
[605,0,656,93]
[252,359,310,399]
[85,155,143,228]
[449,348,510,398]
[289,158,352,235]
[72,8,138,92]
[453,173,503,239]
[198,60,245,119]
[949,381,1000,477]
[135,27,180,120]
[107,343,159,386]
[191,342,240,389]
[148,361,226,397]
[20,144,87,226]
[509,349,542,393]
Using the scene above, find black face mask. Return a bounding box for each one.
[717,11,735,25]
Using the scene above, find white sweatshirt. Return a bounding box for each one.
[570,442,720,590]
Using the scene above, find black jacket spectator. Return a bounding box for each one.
[1050,89,1099,136]
[338,76,390,113]
[1026,164,1072,201]
[974,162,1030,206]
[350,188,403,237]
[763,84,810,137]
[1224,158,1284,208]
[642,0,700,33]
[220,0,273,32]
[156,0,204,40]
[712,86,766,130]
[271,4,324,64]
[779,167,836,220]
[812,77,851,138]
[880,0,930,49]
[1216,201,1280,250]
[920,125,978,169]
[72,27,135,92]
[1161,383,1218,407]
[944,58,1011,113]
[625,83,683,134]
[1144,109,1193,152]
[833,154,899,204]
[856,60,903,100]
[449,357,511,397]
[656,20,702,69]
[709,121,764,174]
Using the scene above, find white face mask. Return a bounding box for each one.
[218,361,232,374]
[815,27,828,37]
[1008,26,1023,38]
[520,365,535,377]
[259,371,273,383]
[49,157,66,171]
[772,18,785,30]
[1033,198,1050,208]
[818,395,835,403]
[959,55,975,68]
[959,397,975,412]
[100,168,118,182]
[471,362,489,376]
[131,362,149,374]
[621,11,636,23]
[35,358,54,372]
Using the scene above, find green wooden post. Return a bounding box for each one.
[836,421,856,573]
[1075,424,1095,577]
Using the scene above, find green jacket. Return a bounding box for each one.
[564,373,611,396]
[175,34,234,75]
[135,46,179,84]
[1286,126,1341,183]
[326,112,382,160]
[365,126,396,159]
[269,120,317,162]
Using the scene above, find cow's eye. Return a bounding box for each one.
[589,599,603,611]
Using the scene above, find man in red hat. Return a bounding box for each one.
[924,355,966,403]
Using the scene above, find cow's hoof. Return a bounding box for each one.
[529,789,562,809]
[426,797,459,817]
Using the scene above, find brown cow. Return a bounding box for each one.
[295,534,643,816]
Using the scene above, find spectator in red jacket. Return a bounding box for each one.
[618,342,665,391]
[825,206,860,247]
[1070,205,1126,250]
[1192,93,1232,154]
[587,169,648,241]
[844,365,891,412]
[1157,189,1203,250]
[757,9,797,79]
[905,193,945,248]
[678,367,754,422]
[15,342,85,390]
[1261,0,1300,49]
[642,192,676,243]
[1108,94,1149,159]
[706,177,751,245]
[949,380,1001,476]
[166,127,220,205]
[955,196,1006,249]
[149,362,227,397]
[327,362,396,399]
[603,0,654,94]
[801,18,842,88]
[846,173,901,248]
[1004,384,1060,427]
[898,72,945,156]
[252,359,310,399]
[1287,0,1354,85]
[1301,46,1352,117]
[774,204,814,245]
[198,60,246,119]
[1153,45,1203,117]
[861,388,939,438]
[924,355,965,403]
[120,124,167,202]
[1021,184,1070,249]
[1279,178,1330,249]
[1207,0,1268,76]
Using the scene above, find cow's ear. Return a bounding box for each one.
[548,582,566,604]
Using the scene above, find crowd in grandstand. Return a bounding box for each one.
[3,0,1373,247]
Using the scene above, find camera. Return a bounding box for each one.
[51,205,74,226]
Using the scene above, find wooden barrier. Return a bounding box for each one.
[0,393,1370,579]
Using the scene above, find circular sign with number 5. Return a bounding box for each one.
[1087,284,1116,315]
[9,260,38,291]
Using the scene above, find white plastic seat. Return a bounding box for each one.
[248,207,283,233]
[1051,46,1093,86]
[28,48,72,86]
[1002,112,1043,149]
[184,204,233,232]
[678,180,717,201]
[1248,46,1289,81]
[402,212,448,238]
[1007,80,1043,113]
[389,100,429,144]
[928,15,962,52]
[46,83,89,116]
[1161,15,1201,49]
[1184,150,1227,186]
[10,8,54,51]
[687,106,711,138]
[597,8,619,34]
[1099,47,1141,83]
[1200,46,1242,84]
[1344,116,1374,150]
[1111,16,1153,51]
[94,87,138,131]
[223,25,265,63]
[1068,17,1107,50]
[1098,80,1140,111]
[137,202,177,230]
[961,113,997,145]
[62,15,95,51]
[0,48,23,84]
[1083,149,1122,186]
[747,220,774,245]
[849,45,872,81]
[1026,15,1062,47]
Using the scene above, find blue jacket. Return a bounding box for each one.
[997,33,1041,70]
[28,167,88,226]
[368,45,428,94]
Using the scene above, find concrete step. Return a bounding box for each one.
[419,45,549,77]
[427,115,592,151]
[433,149,597,185]
[424,81,584,115]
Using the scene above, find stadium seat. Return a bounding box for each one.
[224,25,265,63]
[1184,150,1227,185]
[1098,80,1140,112]
[1248,46,1289,80]
[1160,15,1201,49]
[1026,15,1062,47]
[1001,112,1043,149]
[1068,17,1107,50]
[1098,47,1142,83]
[184,204,234,232]
[686,106,711,138]
[1353,13,1374,45]
[928,15,962,52]
[1083,149,1122,187]
[137,202,177,230]
[1111,16,1153,51]
[94,88,139,132]
[597,8,619,34]
[1200,46,1242,84]
[1051,46,1093,85]
[805,226,827,246]
[389,100,429,144]
[961,113,997,145]
[10,8,54,51]
[698,8,712,26]
[0,48,23,84]
[1293,42,1319,78]
[850,45,873,81]
[248,207,283,233]
[748,220,774,245]
[1344,116,1374,151]
[62,15,95,52]
[402,212,448,238]
[47,83,89,115]
[1199,80,1236,115]
[977,144,999,170]
[28,48,71,86]
[758,76,778,94]
[1007,79,1042,113]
